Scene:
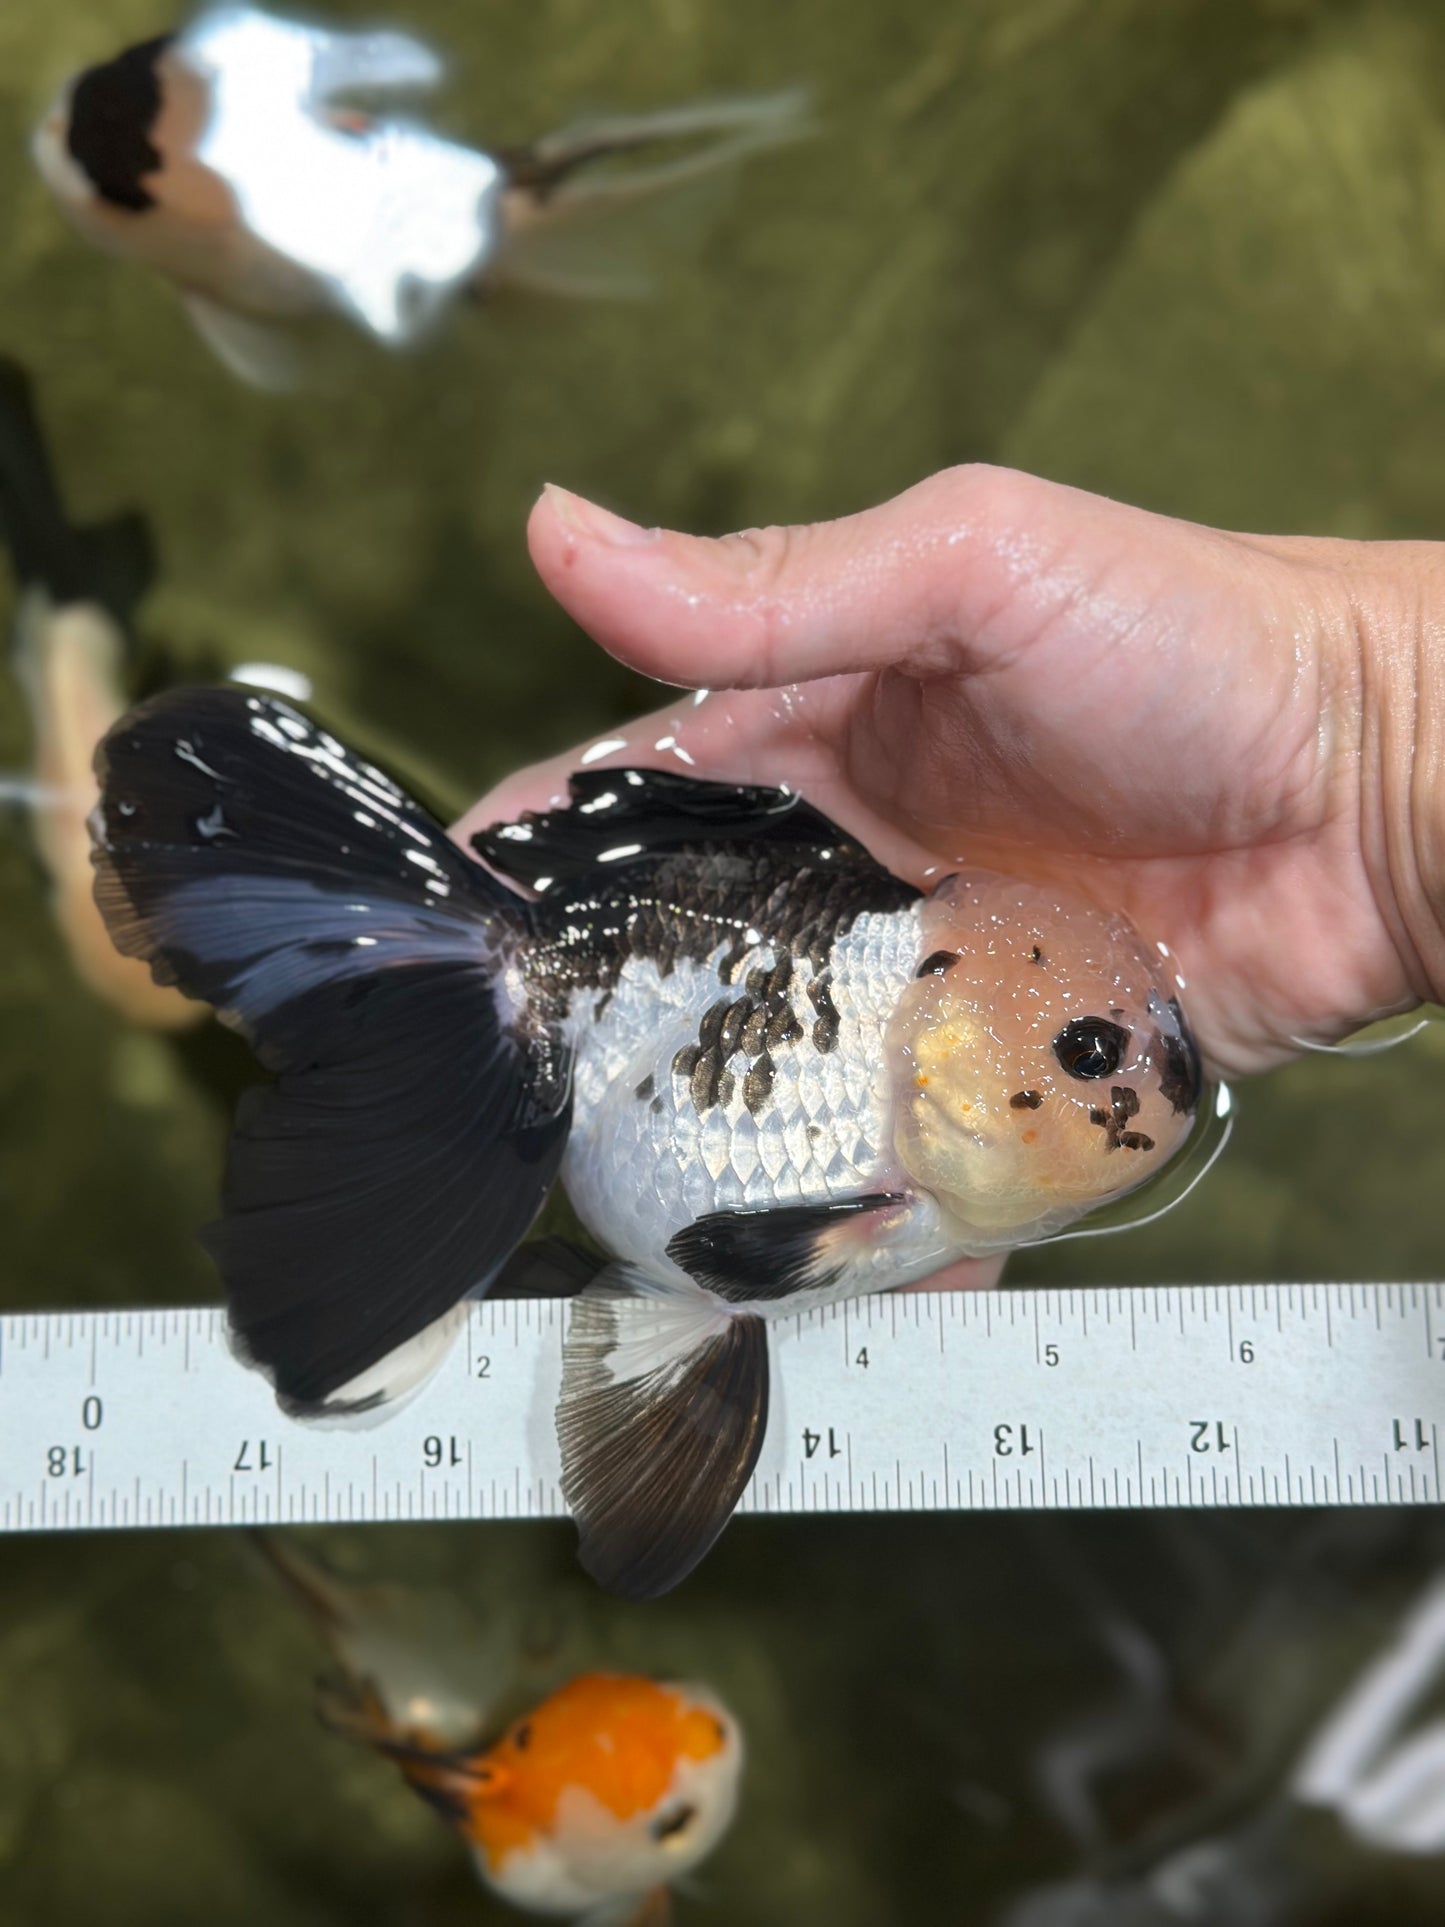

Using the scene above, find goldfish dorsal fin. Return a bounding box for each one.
[473,765,896,895]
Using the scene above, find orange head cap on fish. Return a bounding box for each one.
[887,872,1203,1248]
[403,1673,742,1918]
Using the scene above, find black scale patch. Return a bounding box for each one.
[1088,1085,1155,1153]
[532,852,913,1122]
[473,767,918,1122]
[670,952,809,1118]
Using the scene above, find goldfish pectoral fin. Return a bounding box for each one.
[666,1194,910,1300]
[472,765,896,895]
[490,1235,608,1301]
[183,296,305,392]
[558,1272,768,1601]
[92,687,572,1414]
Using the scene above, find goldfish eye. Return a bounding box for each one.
[916,950,959,978]
[652,1802,697,1843]
[1052,1017,1129,1081]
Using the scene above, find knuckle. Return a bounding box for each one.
[714,522,802,595]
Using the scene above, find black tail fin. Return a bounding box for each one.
[0,356,154,625]
[92,687,573,1410]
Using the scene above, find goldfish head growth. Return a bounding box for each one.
[887,872,1202,1248]
[402,1672,742,1917]
[32,36,233,265]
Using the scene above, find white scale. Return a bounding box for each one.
[3,1283,1445,1532]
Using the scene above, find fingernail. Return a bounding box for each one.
[541,483,658,547]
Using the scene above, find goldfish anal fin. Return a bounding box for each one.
[92,687,572,1410]
[558,1271,767,1601]
[666,1194,909,1302]
[473,766,901,895]
[583,1890,674,1927]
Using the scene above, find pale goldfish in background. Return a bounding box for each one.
[256,1535,743,1924]
[0,356,199,1030]
[33,6,807,388]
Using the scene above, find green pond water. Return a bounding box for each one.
[4,0,1445,1920]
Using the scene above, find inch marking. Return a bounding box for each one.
[1,1286,1444,1532]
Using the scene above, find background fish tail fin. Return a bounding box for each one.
[557,1269,768,1600]
[501,90,812,191]
[247,1529,358,1634]
[0,355,154,630]
[92,687,574,1415]
[492,89,813,302]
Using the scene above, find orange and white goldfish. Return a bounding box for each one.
[34,5,806,388]
[0,359,198,1029]
[256,1535,743,1924]
[92,687,1210,1598]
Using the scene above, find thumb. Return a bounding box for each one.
[527,466,1199,690]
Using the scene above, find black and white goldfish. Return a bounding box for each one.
[0,358,199,1029]
[90,688,1205,1596]
[256,1535,742,1924]
[33,4,805,388]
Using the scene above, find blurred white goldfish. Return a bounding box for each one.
[0,359,198,1029]
[256,1535,743,1924]
[33,5,807,388]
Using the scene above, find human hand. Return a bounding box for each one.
[457,464,1445,1089]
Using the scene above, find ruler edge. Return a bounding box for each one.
[4,1281,1445,1534]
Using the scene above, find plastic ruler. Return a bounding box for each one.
[2,1284,1445,1532]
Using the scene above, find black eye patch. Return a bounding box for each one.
[1154,995,1203,1116]
[1052,1017,1129,1082]
[66,35,173,212]
[916,950,958,978]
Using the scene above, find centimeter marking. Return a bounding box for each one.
[2,1284,1444,1533]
